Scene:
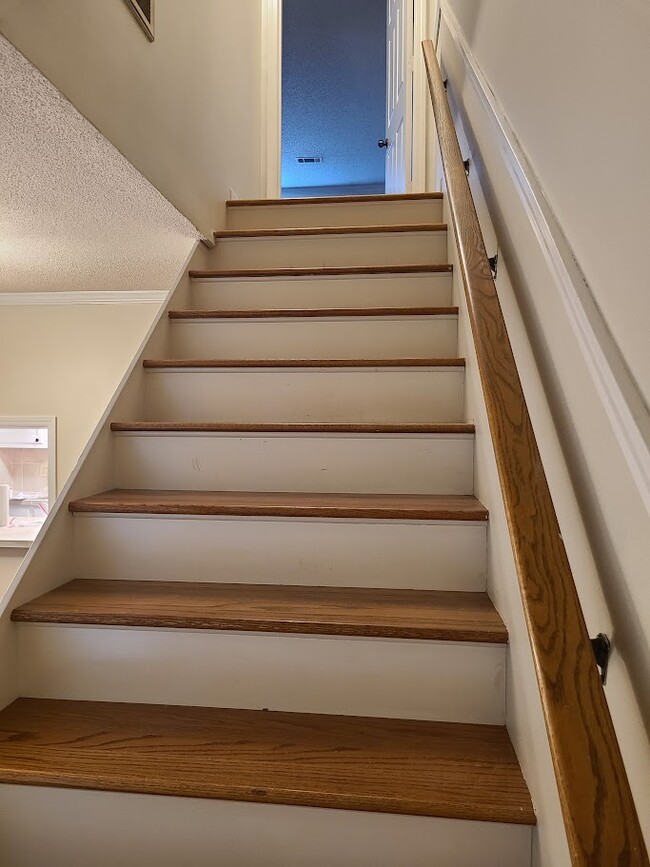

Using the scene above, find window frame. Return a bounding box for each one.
[0,416,57,514]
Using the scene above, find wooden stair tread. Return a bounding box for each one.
[168,306,459,320]
[68,490,488,521]
[12,579,507,642]
[0,698,534,823]
[110,422,476,434]
[213,223,447,239]
[142,357,465,369]
[226,193,444,207]
[189,264,453,279]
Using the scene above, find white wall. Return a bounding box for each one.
[0,0,264,237]
[429,4,650,862]
[443,0,650,408]
[0,302,160,590]
[0,553,22,598]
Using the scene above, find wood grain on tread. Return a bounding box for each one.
[68,490,488,521]
[0,699,534,823]
[12,579,507,642]
[142,357,465,369]
[189,264,452,279]
[226,193,444,207]
[213,224,447,239]
[423,40,648,866]
[110,422,476,434]
[168,306,458,320]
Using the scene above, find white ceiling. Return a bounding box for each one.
[0,36,201,294]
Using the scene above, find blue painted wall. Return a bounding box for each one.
[282,0,386,192]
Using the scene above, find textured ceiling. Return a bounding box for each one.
[0,36,201,294]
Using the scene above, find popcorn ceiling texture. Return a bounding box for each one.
[0,36,201,294]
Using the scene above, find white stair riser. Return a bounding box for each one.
[72,515,487,591]
[213,231,447,269]
[19,626,505,724]
[144,368,465,424]
[226,199,444,230]
[113,433,474,494]
[192,272,452,311]
[0,786,533,867]
[169,317,458,360]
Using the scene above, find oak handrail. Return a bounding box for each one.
[422,39,648,867]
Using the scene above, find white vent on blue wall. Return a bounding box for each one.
[297,157,324,164]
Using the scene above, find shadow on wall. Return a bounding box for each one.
[282,0,386,197]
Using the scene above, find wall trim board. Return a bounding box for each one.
[438,0,650,515]
[411,0,430,192]
[0,291,167,306]
[261,0,282,199]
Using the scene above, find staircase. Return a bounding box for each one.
[0,193,535,866]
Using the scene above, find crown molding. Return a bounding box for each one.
[0,290,168,305]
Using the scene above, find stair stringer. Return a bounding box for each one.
[0,240,206,709]
[442,195,568,866]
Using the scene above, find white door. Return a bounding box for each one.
[385,0,413,193]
